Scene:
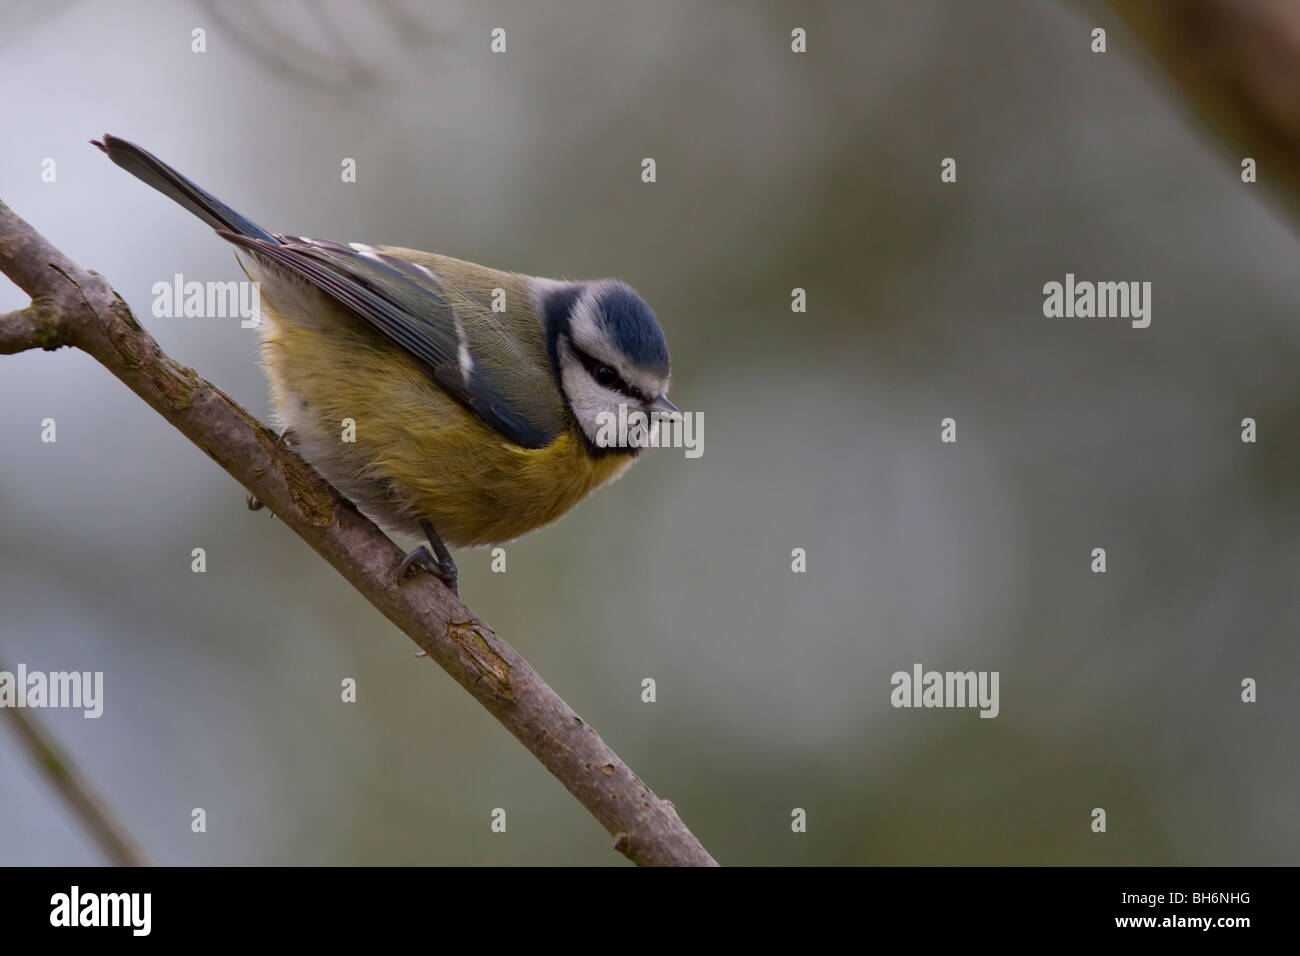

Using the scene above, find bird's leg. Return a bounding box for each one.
[397,520,459,595]
[247,427,298,512]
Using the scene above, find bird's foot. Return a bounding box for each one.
[397,544,459,595]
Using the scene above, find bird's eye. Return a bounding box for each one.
[594,364,618,387]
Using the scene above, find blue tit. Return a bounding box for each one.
[93,135,679,592]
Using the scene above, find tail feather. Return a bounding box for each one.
[92,134,279,245]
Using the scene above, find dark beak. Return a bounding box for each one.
[649,395,682,420]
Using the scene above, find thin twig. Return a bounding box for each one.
[0,661,149,866]
[0,198,717,866]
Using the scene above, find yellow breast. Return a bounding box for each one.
[256,292,635,548]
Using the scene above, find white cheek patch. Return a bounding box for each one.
[558,339,622,443]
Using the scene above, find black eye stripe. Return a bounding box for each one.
[571,344,647,402]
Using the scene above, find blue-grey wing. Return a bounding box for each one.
[219,233,565,449]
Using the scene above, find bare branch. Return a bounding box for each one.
[0,198,717,867]
[0,661,149,867]
[1,306,61,354]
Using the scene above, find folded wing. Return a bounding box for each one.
[220,233,567,449]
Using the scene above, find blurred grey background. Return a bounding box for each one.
[1,0,1297,865]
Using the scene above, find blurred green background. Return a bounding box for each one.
[1,0,1297,865]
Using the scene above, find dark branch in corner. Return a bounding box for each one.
[0,198,717,867]
[1106,0,1300,225]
